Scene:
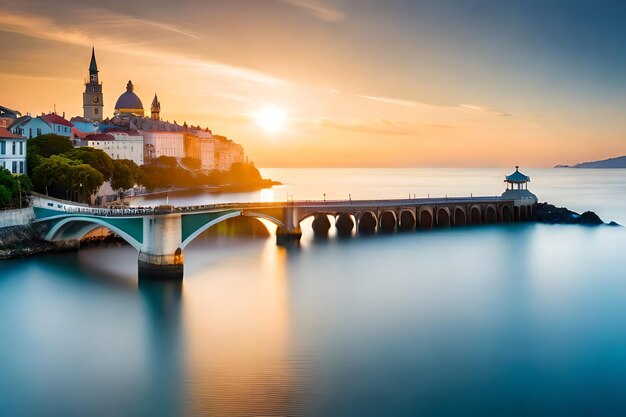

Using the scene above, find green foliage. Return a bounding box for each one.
[0,185,11,208]
[136,161,267,191]
[26,134,73,175]
[70,164,105,202]
[154,155,178,169]
[32,155,104,203]
[63,147,114,180]
[0,168,30,208]
[181,157,201,170]
[111,159,140,191]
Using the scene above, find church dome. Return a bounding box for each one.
[114,80,144,116]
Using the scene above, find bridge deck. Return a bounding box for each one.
[32,194,510,219]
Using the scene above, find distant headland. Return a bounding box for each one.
[555,155,626,169]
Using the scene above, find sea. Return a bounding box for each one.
[1,168,626,417]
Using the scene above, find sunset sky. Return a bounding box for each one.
[1,0,625,167]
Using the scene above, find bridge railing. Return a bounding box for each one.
[31,192,510,218]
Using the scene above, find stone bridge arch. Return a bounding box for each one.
[357,211,377,234]
[379,210,398,233]
[454,206,467,226]
[436,207,451,227]
[398,209,416,231]
[418,206,433,229]
[44,216,143,250]
[499,204,513,222]
[470,205,482,224]
[485,205,497,223]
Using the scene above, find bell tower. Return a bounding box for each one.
[83,47,104,121]
[151,93,161,121]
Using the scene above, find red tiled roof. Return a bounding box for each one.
[104,128,141,135]
[41,113,74,127]
[86,133,115,141]
[0,127,26,139]
[72,128,89,139]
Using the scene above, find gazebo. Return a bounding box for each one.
[504,166,530,190]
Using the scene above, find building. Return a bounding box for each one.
[141,131,184,160]
[82,48,104,121]
[40,113,74,138]
[0,127,27,174]
[199,137,215,171]
[151,94,160,121]
[0,106,21,128]
[214,135,244,171]
[502,166,538,204]
[114,81,144,117]
[9,113,73,139]
[82,131,144,166]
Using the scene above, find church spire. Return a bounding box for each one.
[89,47,98,75]
[151,93,161,121]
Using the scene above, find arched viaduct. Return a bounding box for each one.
[32,194,535,280]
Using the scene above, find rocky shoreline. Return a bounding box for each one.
[0,224,77,259]
[531,203,619,226]
[0,223,128,260]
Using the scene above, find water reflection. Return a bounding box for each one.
[182,238,309,416]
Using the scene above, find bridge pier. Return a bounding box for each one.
[276,206,302,246]
[138,215,184,280]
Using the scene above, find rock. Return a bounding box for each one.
[531,203,615,226]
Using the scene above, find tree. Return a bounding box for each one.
[111,159,140,191]
[228,162,262,183]
[32,155,104,202]
[0,169,32,208]
[182,157,201,170]
[0,185,11,208]
[154,155,178,169]
[27,134,73,175]
[68,164,104,203]
[63,147,114,180]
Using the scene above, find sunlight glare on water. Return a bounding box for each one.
[2,168,626,417]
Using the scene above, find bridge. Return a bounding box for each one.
[31,188,537,280]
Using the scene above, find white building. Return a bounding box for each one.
[84,132,144,165]
[0,127,27,174]
[141,130,184,160]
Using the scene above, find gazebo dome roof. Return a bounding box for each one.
[114,81,144,114]
[505,166,530,183]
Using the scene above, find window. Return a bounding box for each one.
[95,108,99,115]
[12,161,17,173]
[19,161,24,174]
[36,128,41,136]
[29,128,33,138]
[12,141,16,155]
[0,141,5,155]
[19,142,23,155]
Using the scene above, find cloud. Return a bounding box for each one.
[0,8,283,87]
[316,118,417,135]
[278,0,345,22]
[356,94,420,108]
[460,103,512,117]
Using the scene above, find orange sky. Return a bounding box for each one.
[1,0,625,168]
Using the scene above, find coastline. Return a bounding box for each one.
[126,179,281,202]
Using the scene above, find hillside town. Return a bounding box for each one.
[0,48,253,206]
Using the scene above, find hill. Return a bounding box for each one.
[555,155,626,168]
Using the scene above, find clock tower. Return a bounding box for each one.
[83,47,104,121]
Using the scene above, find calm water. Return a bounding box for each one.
[2,168,626,417]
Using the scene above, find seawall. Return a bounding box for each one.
[0,207,35,228]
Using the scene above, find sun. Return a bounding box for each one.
[253,106,287,133]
